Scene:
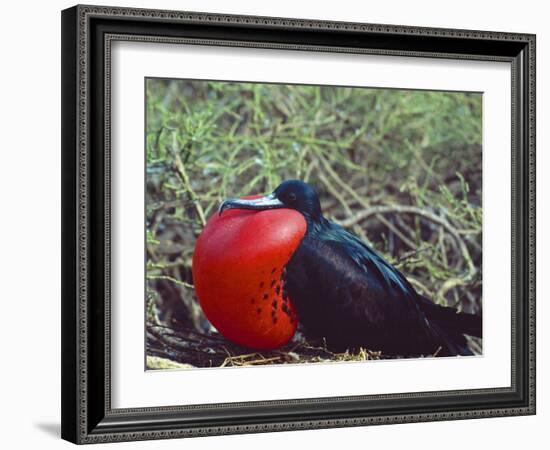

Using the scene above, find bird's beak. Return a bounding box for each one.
[219,193,285,216]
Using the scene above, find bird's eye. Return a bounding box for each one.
[288,192,297,202]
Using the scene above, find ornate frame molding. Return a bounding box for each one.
[61,5,536,444]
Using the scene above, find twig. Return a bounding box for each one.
[314,148,368,208]
[339,205,476,275]
[169,132,206,227]
[147,274,194,289]
[318,171,353,216]
[405,277,435,298]
[374,214,417,250]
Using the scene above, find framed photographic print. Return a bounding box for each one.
[61,4,536,444]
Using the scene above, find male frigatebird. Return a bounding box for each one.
[213,180,482,357]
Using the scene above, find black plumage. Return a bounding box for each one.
[220,180,482,357]
[285,216,480,356]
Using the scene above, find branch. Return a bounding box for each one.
[169,132,206,227]
[339,204,475,275]
[147,274,194,289]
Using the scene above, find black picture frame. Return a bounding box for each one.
[61,4,536,444]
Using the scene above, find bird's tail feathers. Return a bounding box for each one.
[418,295,482,338]
[429,321,474,357]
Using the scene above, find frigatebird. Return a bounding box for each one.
[218,179,482,357]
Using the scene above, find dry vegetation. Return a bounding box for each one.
[145,79,483,368]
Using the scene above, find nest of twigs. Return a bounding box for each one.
[147,323,381,369]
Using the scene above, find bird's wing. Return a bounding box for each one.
[286,220,476,355]
[330,226,481,338]
[317,220,420,303]
[285,222,435,351]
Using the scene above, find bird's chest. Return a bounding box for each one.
[285,238,357,319]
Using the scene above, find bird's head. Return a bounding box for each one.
[219,180,322,220]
